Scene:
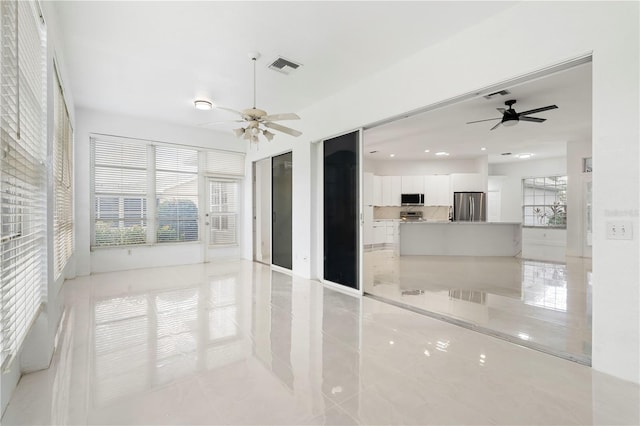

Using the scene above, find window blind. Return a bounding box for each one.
[92,136,244,249]
[204,150,245,176]
[208,180,238,246]
[92,139,148,246]
[0,0,46,368]
[155,146,198,243]
[53,68,73,278]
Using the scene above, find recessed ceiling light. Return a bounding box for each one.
[435,151,450,156]
[194,100,213,110]
[424,149,430,153]
[517,153,533,159]
[390,154,395,157]
[481,147,487,151]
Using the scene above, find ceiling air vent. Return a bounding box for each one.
[483,89,511,100]
[268,56,302,75]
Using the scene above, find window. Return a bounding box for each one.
[53,68,73,278]
[91,137,244,248]
[92,140,148,246]
[156,146,198,243]
[0,0,46,368]
[208,180,238,246]
[522,176,567,228]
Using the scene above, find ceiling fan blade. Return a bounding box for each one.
[216,106,245,116]
[264,121,302,137]
[489,121,502,131]
[496,108,506,114]
[262,112,300,122]
[466,117,502,124]
[519,116,546,123]
[199,120,244,126]
[517,105,558,116]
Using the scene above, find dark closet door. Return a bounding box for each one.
[272,152,293,269]
[323,131,359,290]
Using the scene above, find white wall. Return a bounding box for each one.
[74,108,245,276]
[241,2,638,383]
[521,228,567,262]
[368,158,481,176]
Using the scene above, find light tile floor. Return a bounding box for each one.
[365,251,592,364]
[3,260,638,425]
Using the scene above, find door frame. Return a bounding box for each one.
[252,158,272,265]
[251,150,293,271]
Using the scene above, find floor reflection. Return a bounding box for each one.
[92,273,244,407]
[364,251,592,364]
[4,260,638,426]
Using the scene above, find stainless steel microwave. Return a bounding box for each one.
[401,193,424,206]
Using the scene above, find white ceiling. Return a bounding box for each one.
[364,62,592,164]
[53,1,517,130]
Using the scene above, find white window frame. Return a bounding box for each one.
[522,175,567,229]
[53,64,74,278]
[90,135,244,249]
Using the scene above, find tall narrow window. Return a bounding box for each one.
[204,150,244,247]
[92,140,148,246]
[53,69,73,278]
[155,146,198,243]
[0,0,47,368]
[208,180,238,246]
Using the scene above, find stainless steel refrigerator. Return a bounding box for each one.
[453,192,486,222]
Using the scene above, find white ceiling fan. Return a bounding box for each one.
[202,52,302,144]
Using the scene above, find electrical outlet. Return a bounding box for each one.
[606,221,633,240]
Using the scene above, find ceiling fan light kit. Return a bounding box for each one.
[200,51,302,145]
[466,99,558,131]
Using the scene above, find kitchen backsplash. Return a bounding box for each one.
[374,206,450,220]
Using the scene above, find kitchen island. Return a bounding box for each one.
[399,221,522,256]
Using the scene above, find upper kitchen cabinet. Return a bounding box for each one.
[381,175,401,206]
[372,175,383,206]
[401,175,424,194]
[451,173,485,193]
[424,175,451,206]
[364,172,374,206]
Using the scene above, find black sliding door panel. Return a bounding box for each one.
[323,131,359,290]
[272,152,293,269]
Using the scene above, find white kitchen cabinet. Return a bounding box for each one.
[373,222,386,245]
[424,175,451,206]
[385,221,399,244]
[364,172,374,206]
[401,175,424,194]
[372,175,383,206]
[380,175,401,206]
[372,220,399,249]
[451,173,485,193]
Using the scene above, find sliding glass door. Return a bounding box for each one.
[323,131,360,290]
[272,152,293,269]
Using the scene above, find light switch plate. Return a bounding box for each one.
[606,221,633,240]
